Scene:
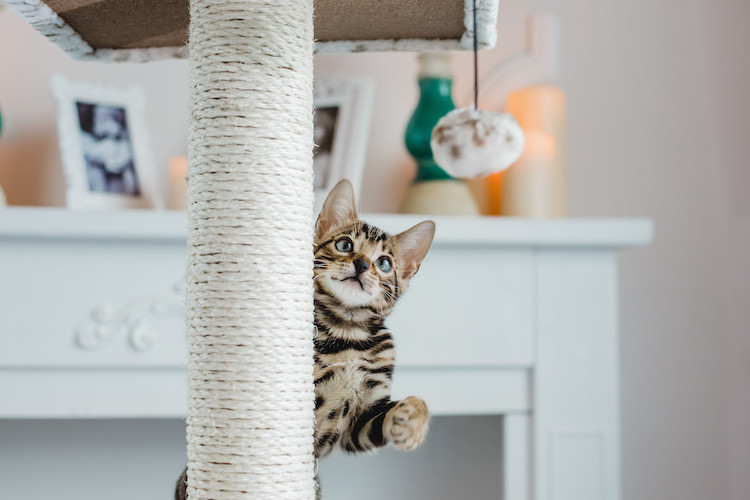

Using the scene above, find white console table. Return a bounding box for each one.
[0,208,651,500]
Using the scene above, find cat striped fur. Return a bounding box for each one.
[175,180,434,499]
[311,180,434,460]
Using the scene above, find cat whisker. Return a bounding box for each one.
[379,284,398,305]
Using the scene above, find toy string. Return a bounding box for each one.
[473,0,479,110]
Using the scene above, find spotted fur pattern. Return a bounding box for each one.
[176,180,434,498]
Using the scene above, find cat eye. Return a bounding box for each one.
[335,238,353,253]
[375,256,393,273]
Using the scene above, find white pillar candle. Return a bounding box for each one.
[168,156,188,210]
[501,86,567,217]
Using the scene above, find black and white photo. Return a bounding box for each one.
[76,102,140,196]
[51,75,161,210]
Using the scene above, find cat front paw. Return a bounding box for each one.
[384,396,429,451]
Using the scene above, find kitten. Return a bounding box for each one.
[176,180,434,498]
[311,179,434,459]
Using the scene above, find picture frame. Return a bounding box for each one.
[50,75,162,210]
[313,74,374,214]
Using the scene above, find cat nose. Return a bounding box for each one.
[354,259,370,276]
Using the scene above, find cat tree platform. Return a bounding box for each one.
[7,0,499,61]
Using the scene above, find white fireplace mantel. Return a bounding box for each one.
[0,207,652,500]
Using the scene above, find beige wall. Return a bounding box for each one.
[697,2,750,499]
[1,1,748,499]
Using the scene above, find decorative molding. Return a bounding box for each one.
[74,279,185,352]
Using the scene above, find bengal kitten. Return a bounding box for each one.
[176,180,434,499]
[311,179,434,459]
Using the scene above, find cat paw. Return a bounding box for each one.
[384,396,429,451]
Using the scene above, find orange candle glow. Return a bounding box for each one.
[501,86,567,217]
[168,156,188,210]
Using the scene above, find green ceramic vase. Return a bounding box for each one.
[404,77,455,182]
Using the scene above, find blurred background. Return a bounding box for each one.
[0,0,748,499]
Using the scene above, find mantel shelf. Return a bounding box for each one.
[1,201,647,499]
[0,207,653,248]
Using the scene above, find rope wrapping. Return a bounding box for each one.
[186,1,316,498]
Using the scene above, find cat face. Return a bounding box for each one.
[314,180,435,311]
[315,221,400,308]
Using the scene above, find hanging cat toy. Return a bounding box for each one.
[430,0,525,178]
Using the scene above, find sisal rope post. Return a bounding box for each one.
[186,1,316,498]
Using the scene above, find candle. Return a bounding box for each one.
[168,156,188,210]
[501,86,567,217]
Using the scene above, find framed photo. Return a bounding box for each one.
[51,75,162,209]
[313,75,374,214]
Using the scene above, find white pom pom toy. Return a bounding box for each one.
[426,0,527,180]
[431,107,525,179]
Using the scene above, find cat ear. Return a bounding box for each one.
[395,221,435,278]
[316,179,358,238]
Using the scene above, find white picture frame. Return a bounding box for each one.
[50,75,162,210]
[313,75,374,215]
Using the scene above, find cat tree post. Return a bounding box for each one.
[186,1,316,498]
